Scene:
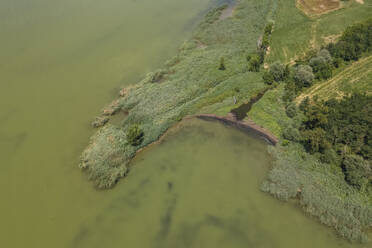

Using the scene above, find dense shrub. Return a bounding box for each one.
[219,57,226,70]
[285,102,297,118]
[269,61,286,81]
[248,54,261,72]
[343,155,371,191]
[294,65,314,88]
[126,124,144,146]
[309,56,333,80]
[298,94,372,189]
[263,71,274,85]
[261,144,372,242]
[326,19,372,61]
[283,126,300,141]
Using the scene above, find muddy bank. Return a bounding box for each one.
[196,113,278,145]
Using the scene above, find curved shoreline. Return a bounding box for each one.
[195,113,278,145]
[134,113,278,164]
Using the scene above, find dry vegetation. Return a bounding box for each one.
[297,0,341,16]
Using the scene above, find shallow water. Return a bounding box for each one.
[0,0,211,247]
[71,119,370,248]
[1,0,371,247]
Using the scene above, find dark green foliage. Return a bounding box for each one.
[263,71,274,85]
[261,35,270,50]
[264,22,273,36]
[263,61,288,86]
[325,94,372,160]
[301,128,329,153]
[298,94,372,189]
[343,155,371,191]
[270,61,286,82]
[248,54,261,72]
[327,19,372,61]
[320,148,340,165]
[219,57,226,70]
[285,102,297,118]
[126,124,144,146]
[283,126,300,141]
[260,22,274,51]
[299,97,310,112]
[318,49,332,63]
[257,49,265,64]
[294,65,314,88]
[332,57,343,68]
[309,56,333,80]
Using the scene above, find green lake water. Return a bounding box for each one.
[0,0,371,247]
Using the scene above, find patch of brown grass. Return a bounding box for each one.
[297,0,341,16]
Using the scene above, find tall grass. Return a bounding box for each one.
[261,143,372,242]
[80,0,276,188]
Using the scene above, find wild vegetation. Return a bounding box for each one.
[252,15,372,242]
[80,0,277,189]
[80,0,372,242]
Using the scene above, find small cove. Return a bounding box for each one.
[70,118,371,248]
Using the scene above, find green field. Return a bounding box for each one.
[267,0,371,63]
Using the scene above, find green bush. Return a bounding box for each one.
[343,155,372,191]
[263,71,274,85]
[126,124,144,146]
[326,19,372,61]
[283,126,300,141]
[285,102,297,118]
[248,54,261,72]
[269,61,286,81]
[294,65,314,88]
[309,56,332,80]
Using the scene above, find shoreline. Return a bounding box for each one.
[196,113,278,145]
[134,113,277,163]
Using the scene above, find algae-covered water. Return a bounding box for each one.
[70,119,370,248]
[1,0,371,247]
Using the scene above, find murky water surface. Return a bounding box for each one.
[1,1,371,247]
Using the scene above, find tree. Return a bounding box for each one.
[283,126,300,141]
[263,71,274,85]
[270,61,286,81]
[126,124,144,146]
[301,128,329,153]
[286,102,297,118]
[248,55,261,72]
[219,57,226,70]
[264,22,273,35]
[343,155,371,191]
[294,65,314,88]
[309,56,332,80]
[317,49,332,64]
